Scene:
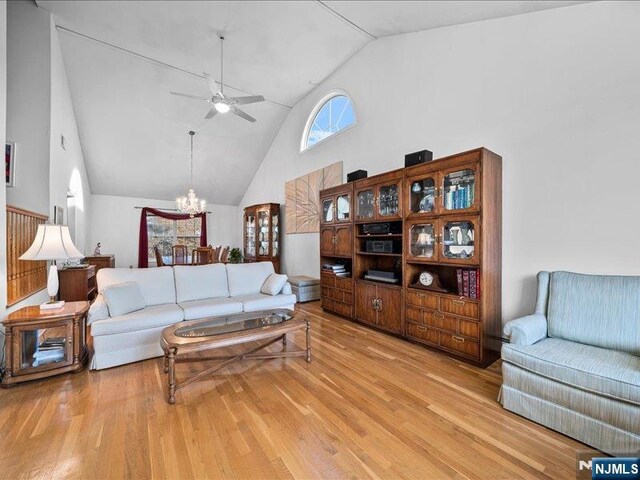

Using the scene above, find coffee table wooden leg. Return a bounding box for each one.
[168,348,177,404]
[282,333,287,348]
[306,320,311,363]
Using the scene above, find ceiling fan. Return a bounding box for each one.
[170,35,265,123]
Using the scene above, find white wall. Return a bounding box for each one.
[240,1,640,322]
[90,194,241,268]
[6,0,50,215]
[49,18,92,253]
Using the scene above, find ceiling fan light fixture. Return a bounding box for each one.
[214,101,230,113]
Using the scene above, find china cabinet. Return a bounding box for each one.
[355,169,403,222]
[243,203,280,273]
[319,147,502,367]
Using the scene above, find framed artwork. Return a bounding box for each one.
[54,206,64,225]
[6,142,15,187]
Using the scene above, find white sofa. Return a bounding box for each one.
[88,262,295,370]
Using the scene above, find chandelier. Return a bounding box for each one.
[176,130,206,217]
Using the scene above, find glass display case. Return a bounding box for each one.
[336,193,350,222]
[409,177,436,214]
[409,223,436,259]
[245,211,256,257]
[378,184,399,217]
[243,203,281,273]
[356,189,375,221]
[443,169,476,211]
[442,220,475,260]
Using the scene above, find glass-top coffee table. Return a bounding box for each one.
[160,309,310,404]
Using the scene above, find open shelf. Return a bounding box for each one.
[356,252,402,257]
[355,233,403,238]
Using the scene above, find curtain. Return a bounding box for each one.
[138,208,207,268]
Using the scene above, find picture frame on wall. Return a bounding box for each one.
[6,142,15,187]
[54,206,64,225]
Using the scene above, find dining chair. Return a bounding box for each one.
[172,245,188,265]
[192,247,213,265]
[219,246,229,264]
[154,246,165,267]
[210,246,222,263]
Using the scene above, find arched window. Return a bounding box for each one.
[301,91,356,152]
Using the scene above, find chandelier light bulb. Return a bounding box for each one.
[176,131,206,217]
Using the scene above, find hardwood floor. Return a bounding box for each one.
[0,301,585,479]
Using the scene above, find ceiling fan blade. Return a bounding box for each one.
[171,91,209,101]
[229,95,265,105]
[231,107,256,123]
[204,107,218,120]
[203,72,220,96]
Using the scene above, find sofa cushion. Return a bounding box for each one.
[261,273,288,296]
[236,293,297,312]
[548,271,640,355]
[90,304,183,336]
[179,297,243,320]
[103,282,146,317]
[502,337,640,406]
[173,264,229,303]
[226,262,275,296]
[97,267,176,306]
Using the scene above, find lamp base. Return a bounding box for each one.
[40,299,65,310]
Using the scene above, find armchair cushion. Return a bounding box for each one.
[103,281,146,317]
[502,338,640,406]
[87,294,110,325]
[503,314,548,346]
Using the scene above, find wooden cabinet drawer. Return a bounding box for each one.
[333,301,352,317]
[321,296,333,311]
[440,332,480,359]
[335,277,353,292]
[458,318,480,339]
[406,290,439,310]
[406,306,423,323]
[329,288,343,301]
[406,322,439,346]
[441,297,479,319]
[320,273,336,288]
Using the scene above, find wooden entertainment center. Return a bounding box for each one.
[319,148,502,366]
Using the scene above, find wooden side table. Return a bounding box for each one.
[1,301,89,388]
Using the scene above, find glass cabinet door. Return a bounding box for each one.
[16,322,72,373]
[245,213,256,257]
[442,220,477,262]
[409,223,436,260]
[378,184,400,217]
[257,211,269,256]
[321,198,334,224]
[442,168,476,212]
[335,194,350,222]
[409,177,436,215]
[272,212,279,257]
[356,189,375,220]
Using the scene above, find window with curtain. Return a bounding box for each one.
[147,214,202,263]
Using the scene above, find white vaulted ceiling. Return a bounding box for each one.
[37,0,586,204]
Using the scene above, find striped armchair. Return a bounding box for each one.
[500,271,640,455]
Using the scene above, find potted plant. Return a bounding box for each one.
[228,247,243,264]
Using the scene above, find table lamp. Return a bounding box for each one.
[19,224,84,310]
[416,231,434,257]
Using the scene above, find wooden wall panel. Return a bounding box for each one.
[6,206,48,306]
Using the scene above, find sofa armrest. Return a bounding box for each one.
[88,294,110,325]
[503,314,548,346]
[282,282,292,295]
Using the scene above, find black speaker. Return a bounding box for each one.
[365,240,394,253]
[405,150,433,168]
[347,170,367,182]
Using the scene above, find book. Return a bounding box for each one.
[469,270,477,299]
[335,272,351,277]
[462,270,470,297]
[456,269,463,296]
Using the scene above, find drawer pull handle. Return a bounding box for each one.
[417,326,427,332]
[434,313,444,320]
[452,300,465,306]
[452,335,465,343]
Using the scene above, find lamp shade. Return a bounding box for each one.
[19,224,84,261]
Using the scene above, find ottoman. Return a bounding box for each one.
[288,276,321,303]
